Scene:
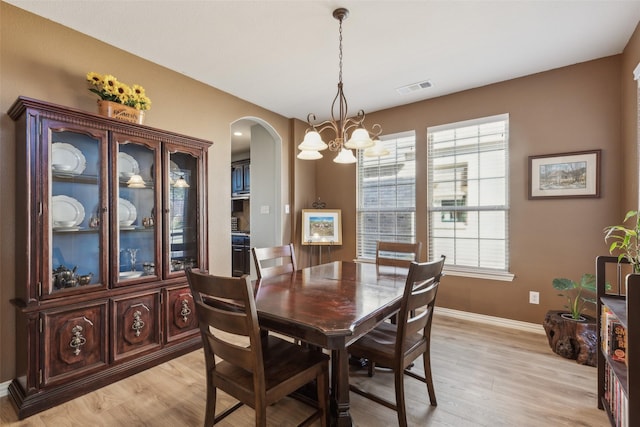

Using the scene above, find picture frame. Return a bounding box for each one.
[528,149,601,199]
[301,209,342,246]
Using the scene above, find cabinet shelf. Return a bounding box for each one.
[52,173,98,183]
[52,227,96,234]
[600,296,627,328]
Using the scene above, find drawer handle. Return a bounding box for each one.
[180,299,192,322]
[69,325,87,356]
[131,310,145,337]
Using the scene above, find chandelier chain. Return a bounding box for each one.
[297,7,384,162]
[338,16,343,84]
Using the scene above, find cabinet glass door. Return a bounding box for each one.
[47,121,108,297]
[114,134,161,285]
[166,147,201,275]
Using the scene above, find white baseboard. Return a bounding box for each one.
[435,307,545,335]
[0,379,10,397]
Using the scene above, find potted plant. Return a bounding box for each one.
[604,209,640,273]
[552,273,597,321]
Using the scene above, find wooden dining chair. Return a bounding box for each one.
[348,256,445,427]
[185,268,330,427]
[376,241,422,326]
[376,241,422,268]
[252,243,297,279]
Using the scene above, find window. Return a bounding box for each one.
[357,131,416,260]
[428,114,510,276]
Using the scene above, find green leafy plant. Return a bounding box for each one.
[552,273,597,320]
[604,210,640,273]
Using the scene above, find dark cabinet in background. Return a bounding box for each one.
[232,234,250,277]
[231,160,250,196]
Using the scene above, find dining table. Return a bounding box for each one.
[254,260,410,427]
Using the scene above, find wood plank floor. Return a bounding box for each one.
[1,314,609,426]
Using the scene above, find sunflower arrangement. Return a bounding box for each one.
[86,72,151,110]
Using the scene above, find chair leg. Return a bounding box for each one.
[204,384,216,427]
[256,401,267,427]
[423,352,437,406]
[316,369,330,427]
[367,360,375,377]
[394,369,408,427]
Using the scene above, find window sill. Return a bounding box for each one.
[443,267,515,282]
[355,259,514,282]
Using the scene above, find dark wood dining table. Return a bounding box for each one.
[254,260,410,427]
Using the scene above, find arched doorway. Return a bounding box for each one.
[230,117,282,278]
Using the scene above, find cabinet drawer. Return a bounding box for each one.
[165,285,199,343]
[41,301,108,387]
[111,291,161,361]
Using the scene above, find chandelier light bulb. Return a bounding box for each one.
[298,131,328,151]
[344,128,374,150]
[364,140,390,157]
[297,150,323,160]
[333,147,357,164]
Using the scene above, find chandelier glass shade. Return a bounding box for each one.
[297,8,383,163]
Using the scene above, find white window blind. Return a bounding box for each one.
[428,114,509,272]
[357,131,416,260]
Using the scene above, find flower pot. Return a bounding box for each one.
[97,100,144,124]
[560,312,587,322]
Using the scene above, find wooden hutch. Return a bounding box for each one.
[7,97,211,418]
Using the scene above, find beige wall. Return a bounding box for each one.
[310,50,638,323]
[1,2,638,385]
[0,4,293,382]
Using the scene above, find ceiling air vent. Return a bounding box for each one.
[396,80,433,95]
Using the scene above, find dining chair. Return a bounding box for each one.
[376,241,422,268]
[185,268,330,427]
[252,243,297,279]
[348,256,445,427]
[376,241,422,326]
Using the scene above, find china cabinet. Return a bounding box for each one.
[8,97,212,418]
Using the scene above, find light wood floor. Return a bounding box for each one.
[1,314,609,426]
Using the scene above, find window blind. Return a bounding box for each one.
[357,131,416,260]
[427,114,509,271]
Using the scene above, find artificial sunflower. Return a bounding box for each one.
[86,72,152,110]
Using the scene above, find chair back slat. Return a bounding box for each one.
[376,241,422,268]
[396,256,445,352]
[404,286,438,337]
[252,243,297,279]
[186,269,262,375]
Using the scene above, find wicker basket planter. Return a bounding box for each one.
[97,100,144,124]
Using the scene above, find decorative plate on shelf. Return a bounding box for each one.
[118,197,137,224]
[118,152,140,177]
[51,143,86,175]
[51,195,85,228]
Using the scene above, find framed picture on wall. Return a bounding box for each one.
[301,209,342,245]
[528,149,601,199]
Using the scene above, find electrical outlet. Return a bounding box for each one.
[529,291,540,304]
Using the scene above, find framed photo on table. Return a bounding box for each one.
[301,209,342,245]
[528,149,601,199]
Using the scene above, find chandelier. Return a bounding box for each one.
[297,8,388,164]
